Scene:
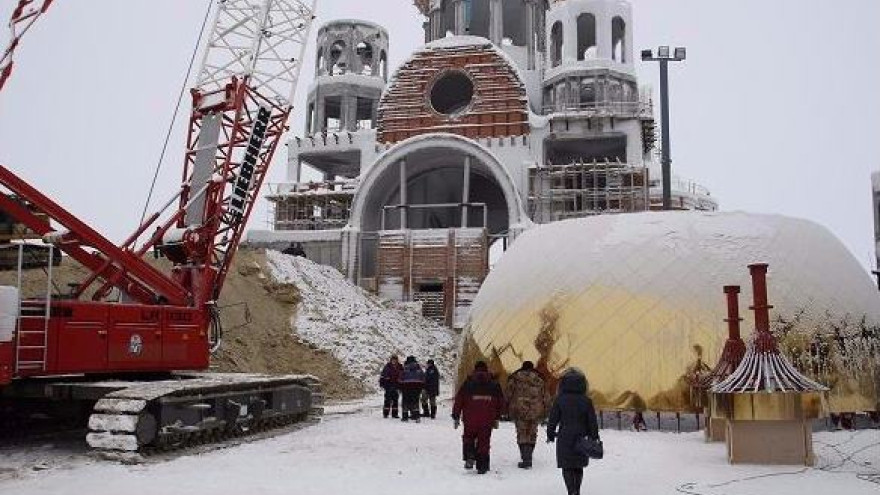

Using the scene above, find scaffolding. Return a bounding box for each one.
[268,180,355,231]
[529,160,649,222]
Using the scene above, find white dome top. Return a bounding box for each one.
[466,211,880,412]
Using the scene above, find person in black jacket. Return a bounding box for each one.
[420,359,440,419]
[379,355,403,418]
[546,368,600,495]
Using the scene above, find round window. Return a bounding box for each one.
[430,71,474,116]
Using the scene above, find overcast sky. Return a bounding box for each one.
[1,0,879,271]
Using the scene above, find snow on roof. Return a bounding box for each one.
[475,211,880,323]
[309,73,387,92]
[423,35,493,50]
[266,251,458,390]
[317,19,387,34]
[468,211,880,411]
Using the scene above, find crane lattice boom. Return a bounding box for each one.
[0,0,54,92]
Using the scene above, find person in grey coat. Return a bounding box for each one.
[546,368,600,495]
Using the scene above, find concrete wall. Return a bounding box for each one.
[246,230,344,270]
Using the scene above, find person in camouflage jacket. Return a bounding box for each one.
[506,361,547,468]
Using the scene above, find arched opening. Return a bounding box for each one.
[351,135,524,237]
[328,40,347,75]
[579,77,596,105]
[536,0,549,53]
[440,0,455,36]
[577,13,597,60]
[306,101,316,133]
[502,0,527,46]
[356,146,516,327]
[323,96,342,131]
[550,21,563,67]
[379,50,388,81]
[358,150,511,234]
[356,97,376,130]
[355,145,514,298]
[612,16,626,62]
[348,135,527,322]
[465,0,490,38]
[356,41,374,76]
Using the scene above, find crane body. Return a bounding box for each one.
[0,0,320,457]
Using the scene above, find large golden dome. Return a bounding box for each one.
[461,211,880,413]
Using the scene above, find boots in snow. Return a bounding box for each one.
[430,404,437,419]
[476,454,490,474]
[517,443,534,469]
[463,443,476,470]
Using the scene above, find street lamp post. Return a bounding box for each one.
[641,46,686,211]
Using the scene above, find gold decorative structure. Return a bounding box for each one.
[462,212,880,413]
[711,263,828,465]
[697,285,747,442]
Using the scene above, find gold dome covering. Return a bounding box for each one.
[460,212,880,413]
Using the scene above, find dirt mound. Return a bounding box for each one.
[212,248,365,399]
[0,248,365,401]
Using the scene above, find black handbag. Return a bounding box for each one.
[574,435,604,460]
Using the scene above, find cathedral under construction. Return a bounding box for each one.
[251,0,717,328]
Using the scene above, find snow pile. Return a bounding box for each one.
[265,251,459,390]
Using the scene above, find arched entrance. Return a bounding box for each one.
[346,133,528,327]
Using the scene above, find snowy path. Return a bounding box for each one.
[1,400,878,495]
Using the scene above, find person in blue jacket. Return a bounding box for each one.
[399,356,426,422]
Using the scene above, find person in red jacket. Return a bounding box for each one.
[452,361,505,474]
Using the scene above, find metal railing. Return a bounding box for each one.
[265,179,359,197]
[381,203,488,231]
[542,100,653,117]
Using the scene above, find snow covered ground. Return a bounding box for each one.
[1,400,877,495]
[265,251,459,390]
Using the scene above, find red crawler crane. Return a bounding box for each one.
[0,0,319,456]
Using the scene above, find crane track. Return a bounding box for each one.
[84,373,322,463]
[96,406,323,463]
